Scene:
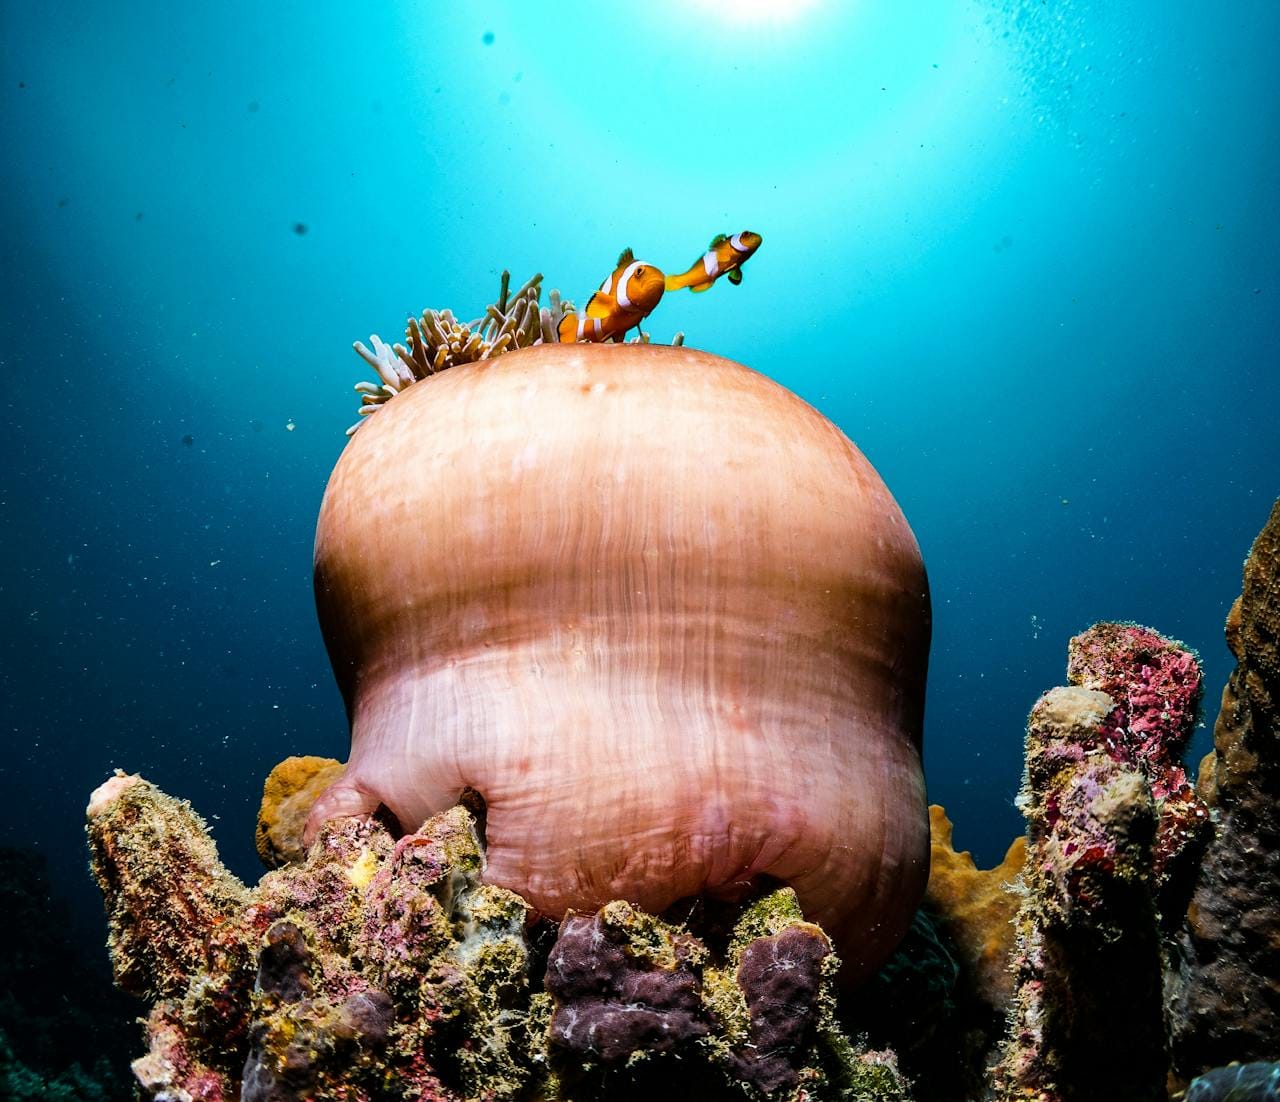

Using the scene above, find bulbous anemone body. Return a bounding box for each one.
[311,343,931,980]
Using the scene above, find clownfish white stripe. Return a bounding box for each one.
[702,252,719,278]
[730,232,747,251]
[615,259,643,310]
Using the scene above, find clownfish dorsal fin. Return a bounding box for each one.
[616,247,634,267]
[708,233,728,249]
[585,291,615,319]
[727,268,743,285]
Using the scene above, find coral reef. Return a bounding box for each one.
[88,771,252,1001]
[1170,499,1280,1079]
[993,622,1208,1102]
[1066,622,1209,917]
[82,491,1280,1101]
[87,771,912,1101]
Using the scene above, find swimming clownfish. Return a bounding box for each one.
[664,230,763,293]
[558,249,666,343]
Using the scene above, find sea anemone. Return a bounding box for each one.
[348,271,569,435]
[310,340,932,983]
[349,271,683,434]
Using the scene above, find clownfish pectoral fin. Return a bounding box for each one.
[616,247,635,267]
[708,233,728,249]
[585,291,616,320]
[690,281,713,292]
[727,267,743,285]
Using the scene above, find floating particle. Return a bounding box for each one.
[285,420,296,432]
[293,222,307,235]
[482,30,495,45]
[181,434,194,447]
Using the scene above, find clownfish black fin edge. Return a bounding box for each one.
[727,268,743,285]
[585,291,615,320]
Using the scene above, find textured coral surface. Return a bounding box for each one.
[1066,622,1209,916]
[87,773,911,1101]
[995,619,1207,1102]
[1170,499,1280,1078]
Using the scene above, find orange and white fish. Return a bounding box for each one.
[664,230,762,293]
[558,249,666,343]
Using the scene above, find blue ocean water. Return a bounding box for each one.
[1,0,1276,1057]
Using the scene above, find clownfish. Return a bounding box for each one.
[558,249,666,343]
[665,230,762,293]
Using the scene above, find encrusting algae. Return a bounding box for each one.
[87,771,910,1102]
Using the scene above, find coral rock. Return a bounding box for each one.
[1170,499,1280,1078]
[995,683,1168,1102]
[255,756,346,868]
[545,902,709,1065]
[1066,622,1209,916]
[88,775,910,1101]
[725,923,833,1093]
[86,772,251,1001]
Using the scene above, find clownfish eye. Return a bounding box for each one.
[635,266,646,277]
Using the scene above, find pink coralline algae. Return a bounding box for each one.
[86,772,911,1101]
[993,620,1210,1102]
[1066,622,1210,914]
